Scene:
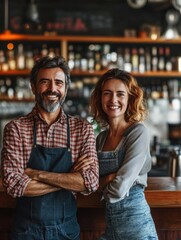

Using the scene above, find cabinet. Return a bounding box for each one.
[0,33,181,148]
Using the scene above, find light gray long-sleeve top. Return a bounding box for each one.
[96,123,152,203]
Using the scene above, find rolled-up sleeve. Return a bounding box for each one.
[78,122,99,195]
[1,123,31,198]
[103,124,150,203]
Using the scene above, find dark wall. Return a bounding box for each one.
[0,0,178,36]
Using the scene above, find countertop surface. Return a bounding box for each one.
[1,177,181,209]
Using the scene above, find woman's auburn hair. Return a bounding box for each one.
[90,68,147,127]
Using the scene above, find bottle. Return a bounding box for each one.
[41,44,48,57]
[74,53,81,70]
[117,47,124,70]
[161,82,168,99]
[6,78,14,98]
[48,48,55,58]
[101,44,110,69]
[0,50,8,71]
[87,50,95,72]
[95,52,102,71]
[165,47,173,71]
[158,47,165,71]
[145,48,151,72]
[169,146,181,177]
[138,48,145,73]
[151,136,160,166]
[25,51,34,69]
[68,44,75,70]
[108,52,118,69]
[151,46,158,71]
[124,48,132,72]
[7,50,16,70]
[151,81,161,100]
[17,44,25,70]
[131,48,139,72]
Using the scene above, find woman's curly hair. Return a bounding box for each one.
[90,68,147,127]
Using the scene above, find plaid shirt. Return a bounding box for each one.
[1,106,99,198]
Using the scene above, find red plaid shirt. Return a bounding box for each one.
[1,106,99,198]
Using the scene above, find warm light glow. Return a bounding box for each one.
[7,42,14,50]
[150,33,158,40]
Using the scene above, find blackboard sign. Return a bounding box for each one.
[0,0,168,36]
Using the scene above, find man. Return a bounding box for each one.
[1,56,99,240]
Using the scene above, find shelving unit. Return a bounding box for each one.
[0,33,181,145]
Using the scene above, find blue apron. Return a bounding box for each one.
[11,116,80,240]
[97,148,158,239]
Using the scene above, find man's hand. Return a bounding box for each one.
[25,168,42,180]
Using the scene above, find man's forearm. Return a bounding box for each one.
[38,171,86,192]
[25,168,86,192]
[23,179,61,197]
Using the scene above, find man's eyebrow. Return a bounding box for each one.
[39,78,50,81]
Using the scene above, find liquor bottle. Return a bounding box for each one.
[131,48,139,72]
[48,48,55,58]
[25,51,34,69]
[87,50,95,72]
[108,52,118,69]
[0,50,8,71]
[41,44,48,57]
[161,82,168,99]
[0,79,6,96]
[94,44,102,71]
[124,48,132,72]
[68,44,75,70]
[151,46,158,71]
[158,47,165,71]
[6,78,14,98]
[17,44,25,70]
[117,47,124,70]
[138,48,145,73]
[165,47,173,71]
[81,57,88,71]
[145,48,151,72]
[74,53,81,70]
[95,52,102,71]
[101,44,110,69]
[7,50,16,70]
[151,81,161,100]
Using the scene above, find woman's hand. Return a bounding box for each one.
[98,172,116,191]
[72,154,95,172]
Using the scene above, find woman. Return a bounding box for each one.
[90,68,158,240]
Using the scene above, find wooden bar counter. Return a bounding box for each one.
[1,177,181,240]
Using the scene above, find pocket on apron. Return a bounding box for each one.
[59,216,80,240]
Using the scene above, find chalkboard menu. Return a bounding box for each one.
[0,0,167,36]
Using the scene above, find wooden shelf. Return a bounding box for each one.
[72,70,181,77]
[0,70,31,75]
[0,96,34,102]
[1,33,181,44]
[1,69,181,78]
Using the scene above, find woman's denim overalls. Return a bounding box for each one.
[97,141,158,240]
[11,116,80,240]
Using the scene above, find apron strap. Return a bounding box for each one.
[66,114,71,151]
[33,122,37,146]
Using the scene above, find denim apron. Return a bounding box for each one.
[98,149,158,240]
[11,116,80,240]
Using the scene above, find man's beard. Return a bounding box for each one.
[35,90,66,113]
